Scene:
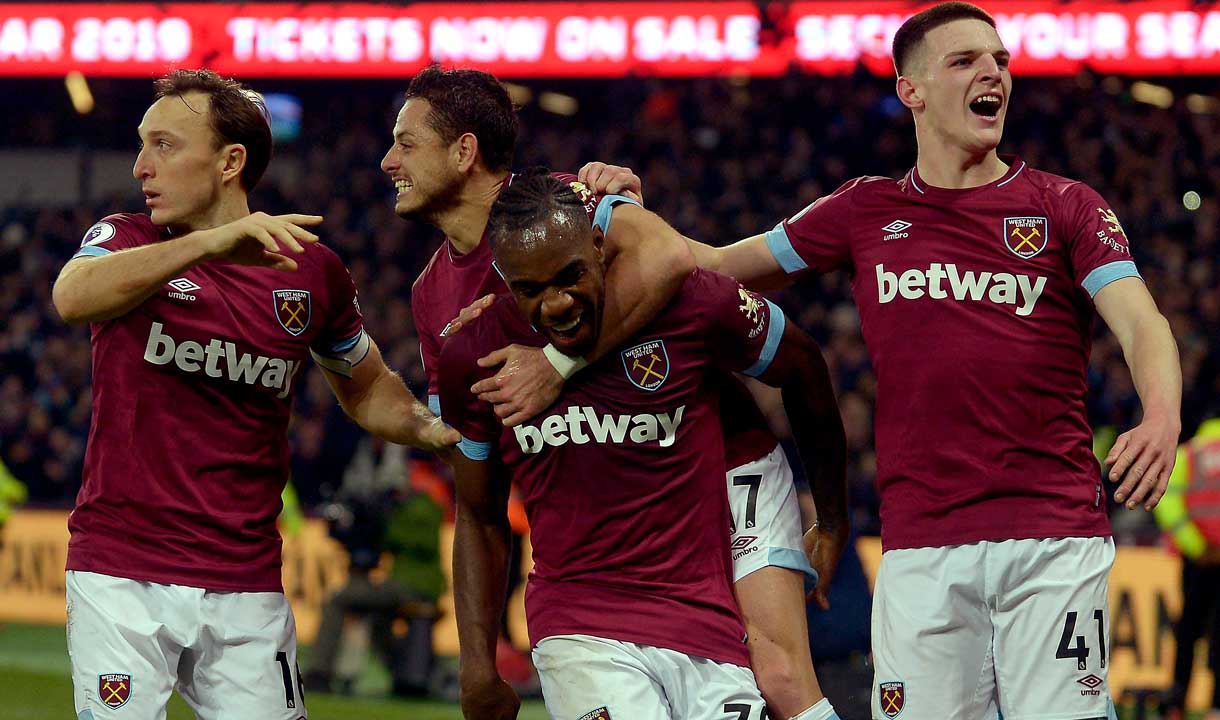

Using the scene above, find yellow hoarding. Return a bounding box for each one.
[1,511,1211,708]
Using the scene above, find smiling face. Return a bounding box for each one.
[379,98,464,222]
[131,92,228,229]
[493,213,606,358]
[901,18,1012,158]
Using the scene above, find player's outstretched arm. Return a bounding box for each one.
[470,203,696,427]
[1095,277,1182,511]
[688,234,793,293]
[52,213,321,324]
[449,454,520,720]
[594,203,695,357]
[320,336,459,452]
[755,322,849,610]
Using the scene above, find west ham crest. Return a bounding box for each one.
[273,289,312,336]
[577,707,612,720]
[879,681,904,718]
[1003,216,1049,259]
[621,340,669,392]
[99,673,131,709]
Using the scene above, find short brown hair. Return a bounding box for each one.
[405,65,518,172]
[892,2,996,76]
[153,69,273,191]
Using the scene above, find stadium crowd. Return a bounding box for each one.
[3,72,1217,539]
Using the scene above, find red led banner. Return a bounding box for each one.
[787,1,1220,75]
[0,3,782,77]
[1,2,1218,77]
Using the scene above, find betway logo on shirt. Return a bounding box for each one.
[876,263,1047,317]
[513,405,686,454]
[143,322,299,399]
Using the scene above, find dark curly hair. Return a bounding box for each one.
[405,65,518,172]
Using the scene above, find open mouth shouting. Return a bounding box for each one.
[969,93,1003,120]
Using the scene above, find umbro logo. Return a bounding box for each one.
[730,535,757,551]
[883,220,912,240]
[1076,673,1103,696]
[166,278,200,301]
[167,278,200,292]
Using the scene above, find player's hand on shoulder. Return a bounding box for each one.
[1105,413,1181,511]
[805,522,849,611]
[578,161,643,205]
[202,212,323,272]
[473,344,562,427]
[446,293,497,336]
[460,674,520,720]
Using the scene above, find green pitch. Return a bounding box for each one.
[0,623,1190,720]
[0,623,548,720]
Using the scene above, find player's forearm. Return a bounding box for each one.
[1124,312,1182,426]
[344,367,441,447]
[796,484,817,533]
[453,507,512,682]
[53,234,214,324]
[590,211,695,362]
[688,237,723,273]
[711,234,793,292]
[782,338,849,534]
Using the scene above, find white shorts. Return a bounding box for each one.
[67,570,307,720]
[532,634,766,720]
[728,444,814,583]
[871,537,1118,720]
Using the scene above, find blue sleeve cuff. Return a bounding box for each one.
[742,300,786,377]
[427,394,441,417]
[71,246,111,259]
[767,547,818,580]
[1082,260,1141,297]
[764,222,808,274]
[330,330,363,354]
[592,194,643,234]
[457,437,493,461]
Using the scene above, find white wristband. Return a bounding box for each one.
[542,343,588,380]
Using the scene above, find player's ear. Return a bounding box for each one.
[591,225,605,262]
[896,74,923,111]
[454,132,479,174]
[219,144,247,186]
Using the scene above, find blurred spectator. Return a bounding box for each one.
[0,456,28,545]
[1157,415,1220,720]
[304,439,447,697]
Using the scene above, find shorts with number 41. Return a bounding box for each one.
[871,536,1118,720]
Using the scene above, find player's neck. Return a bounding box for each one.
[439,169,512,256]
[915,146,1007,190]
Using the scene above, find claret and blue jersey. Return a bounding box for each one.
[766,157,1140,551]
[67,212,367,592]
[438,268,787,669]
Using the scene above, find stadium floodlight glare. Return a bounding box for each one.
[1131,81,1173,110]
[1186,94,1220,115]
[1184,191,1202,211]
[504,83,533,106]
[64,71,93,114]
[539,91,578,116]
